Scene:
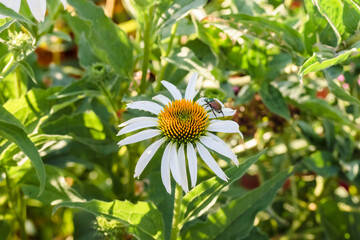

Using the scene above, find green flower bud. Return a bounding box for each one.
[95,216,127,240]
[6,31,35,60]
[87,63,110,83]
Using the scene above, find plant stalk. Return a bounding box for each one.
[139,5,154,93]
[99,81,119,124]
[170,184,183,240]
[3,167,28,240]
[155,22,179,92]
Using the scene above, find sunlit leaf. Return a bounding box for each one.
[53,199,165,240]
[180,150,266,226]
[182,167,294,239]
[259,83,290,120]
[0,105,45,195]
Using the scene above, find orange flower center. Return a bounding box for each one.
[158,99,209,143]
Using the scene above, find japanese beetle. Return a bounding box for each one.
[202,98,224,118]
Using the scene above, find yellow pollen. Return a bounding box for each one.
[158,99,209,143]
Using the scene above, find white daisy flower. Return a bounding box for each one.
[117,73,243,194]
[0,0,67,22]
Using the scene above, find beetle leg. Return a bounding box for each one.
[211,108,218,119]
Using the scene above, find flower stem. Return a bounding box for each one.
[3,167,28,240]
[139,5,154,94]
[170,184,183,240]
[99,81,119,124]
[15,67,22,98]
[155,22,179,92]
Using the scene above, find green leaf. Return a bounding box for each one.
[0,19,15,34]
[297,121,325,147]
[236,84,256,105]
[319,198,351,240]
[165,47,215,81]
[18,60,37,84]
[299,47,359,81]
[298,98,351,125]
[259,83,290,120]
[156,0,207,30]
[341,160,360,181]
[3,88,57,128]
[50,31,72,42]
[312,0,345,46]
[343,0,360,35]
[303,151,339,177]
[53,199,165,240]
[148,172,174,240]
[66,0,133,77]
[324,70,360,106]
[182,167,294,240]
[0,3,35,25]
[239,227,268,240]
[0,102,26,130]
[0,134,72,166]
[0,105,45,195]
[180,150,266,226]
[224,14,305,54]
[21,165,83,204]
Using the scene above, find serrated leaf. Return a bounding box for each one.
[66,0,133,77]
[53,199,165,240]
[259,83,290,120]
[182,167,294,240]
[180,150,265,226]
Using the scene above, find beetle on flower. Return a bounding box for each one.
[117,73,243,194]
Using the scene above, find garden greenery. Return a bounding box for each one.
[0,0,359,239]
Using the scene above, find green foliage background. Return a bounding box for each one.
[0,0,360,239]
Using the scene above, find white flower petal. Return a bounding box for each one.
[117,120,158,136]
[185,73,198,100]
[161,143,172,194]
[117,129,161,146]
[27,0,46,22]
[196,97,206,106]
[134,137,166,178]
[207,120,243,139]
[60,0,67,8]
[0,0,21,18]
[178,144,189,192]
[208,108,236,119]
[187,142,197,187]
[196,142,228,181]
[170,143,181,186]
[161,80,182,100]
[118,117,158,128]
[126,101,163,115]
[200,135,238,166]
[152,94,171,106]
